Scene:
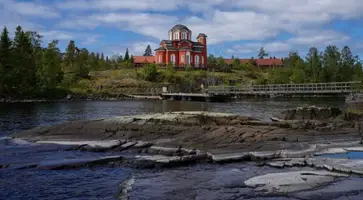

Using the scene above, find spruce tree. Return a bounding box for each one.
[12,26,37,95]
[124,48,130,60]
[0,27,12,95]
[41,40,62,90]
[143,45,152,56]
[64,40,76,73]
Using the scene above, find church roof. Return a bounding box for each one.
[171,24,190,31]
[224,58,283,66]
[197,33,207,38]
[154,46,166,51]
[133,56,155,64]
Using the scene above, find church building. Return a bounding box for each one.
[154,24,207,67]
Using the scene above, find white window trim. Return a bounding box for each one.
[181,55,185,63]
[195,55,200,66]
[186,52,190,65]
[170,54,176,64]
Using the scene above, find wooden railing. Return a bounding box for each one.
[208,81,361,95]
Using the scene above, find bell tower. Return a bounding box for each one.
[197,33,208,66]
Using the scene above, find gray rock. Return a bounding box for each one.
[244,170,348,193]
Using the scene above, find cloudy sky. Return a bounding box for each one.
[1,0,363,58]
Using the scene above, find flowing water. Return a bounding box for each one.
[0,99,348,200]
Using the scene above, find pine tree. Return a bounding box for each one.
[306,47,322,82]
[78,48,90,77]
[64,40,76,73]
[40,40,62,90]
[322,45,341,82]
[12,26,37,95]
[258,47,268,59]
[340,46,355,81]
[124,48,130,60]
[0,27,12,94]
[143,45,152,56]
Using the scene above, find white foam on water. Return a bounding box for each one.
[11,138,34,145]
[0,136,10,140]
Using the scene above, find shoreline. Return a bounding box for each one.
[6,109,363,196]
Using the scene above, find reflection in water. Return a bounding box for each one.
[0,99,345,136]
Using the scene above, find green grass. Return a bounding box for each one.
[67,68,261,95]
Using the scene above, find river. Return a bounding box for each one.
[0,99,348,200]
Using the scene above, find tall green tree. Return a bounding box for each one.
[339,46,355,81]
[0,27,12,94]
[124,48,130,61]
[78,48,90,77]
[322,45,341,82]
[258,47,268,59]
[12,26,37,95]
[305,47,322,82]
[64,40,76,73]
[143,45,152,56]
[39,40,63,90]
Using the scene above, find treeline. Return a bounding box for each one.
[265,46,363,84]
[207,45,363,84]
[0,26,134,98]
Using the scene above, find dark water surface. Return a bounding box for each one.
[0,99,346,200]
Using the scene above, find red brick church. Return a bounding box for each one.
[133,24,283,68]
[134,24,207,67]
[154,24,207,67]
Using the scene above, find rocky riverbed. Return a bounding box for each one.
[7,106,363,198]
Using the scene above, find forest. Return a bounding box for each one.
[0,26,134,98]
[1,25,362,99]
[219,46,363,84]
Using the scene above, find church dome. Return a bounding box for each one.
[171,24,190,31]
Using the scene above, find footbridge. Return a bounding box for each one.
[208,81,361,97]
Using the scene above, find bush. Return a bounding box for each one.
[141,64,158,81]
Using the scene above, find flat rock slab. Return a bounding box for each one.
[11,111,363,156]
[267,157,363,175]
[244,170,348,193]
[36,155,124,170]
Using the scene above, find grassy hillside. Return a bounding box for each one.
[68,68,262,95]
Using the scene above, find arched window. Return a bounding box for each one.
[181,55,185,63]
[159,55,162,63]
[201,56,204,65]
[173,32,179,40]
[195,55,200,66]
[186,52,190,65]
[181,32,187,40]
[170,54,176,64]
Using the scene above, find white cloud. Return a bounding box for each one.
[105,41,159,56]
[1,0,60,18]
[57,0,182,11]
[228,30,350,57]
[1,0,363,57]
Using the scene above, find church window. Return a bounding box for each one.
[181,55,185,63]
[174,32,179,40]
[159,55,162,63]
[186,52,190,65]
[195,55,200,66]
[181,32,187,40]
[170,54,176,64]
[201,56,204,65]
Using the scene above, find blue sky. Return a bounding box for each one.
[1,0,363,59]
